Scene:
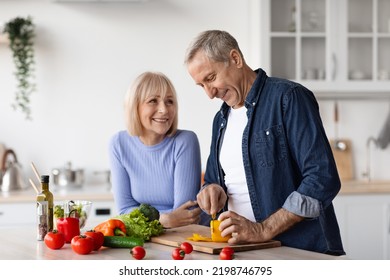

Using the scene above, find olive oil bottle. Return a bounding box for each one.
[36,175,54,240]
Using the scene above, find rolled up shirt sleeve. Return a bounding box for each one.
[282,191,321,218]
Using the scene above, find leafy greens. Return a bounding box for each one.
[115,208,164,241]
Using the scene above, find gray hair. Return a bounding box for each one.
[184,30,244,64]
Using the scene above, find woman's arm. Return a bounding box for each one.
[108,133,139,214]
[159,130,202,228]
[172,130,202,208]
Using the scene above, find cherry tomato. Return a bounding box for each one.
[172,247,185,260]
[131,246,146,260]
[221,246,235,256]
[71,235,94,255]
[84,230,104,251]
[180,242,193,254]
[44,230,65,250]
[219,250,234,260]
[219,246,235,260]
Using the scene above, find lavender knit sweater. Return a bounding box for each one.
[109,129,201,215]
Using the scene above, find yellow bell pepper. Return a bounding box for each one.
[186,233,212,242]
[210,220,231,242]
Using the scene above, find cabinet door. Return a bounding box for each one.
[0,203,36,227]
[264,0,329,84]
[347,0,390,83]
[263,0,390,96]
[85,200,116,229]
[333,194,390,260]
[266,0,328,81]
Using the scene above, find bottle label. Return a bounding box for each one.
[37,201,48,240]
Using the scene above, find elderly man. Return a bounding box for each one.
[184,30,345,256]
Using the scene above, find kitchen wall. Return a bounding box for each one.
[1,0,390,186]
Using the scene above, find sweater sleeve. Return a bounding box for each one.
[108,132,139,214]
[172,130,202,209]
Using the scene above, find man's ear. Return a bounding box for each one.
[230,49,243,68]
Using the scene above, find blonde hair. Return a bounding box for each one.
[124,71,178,137]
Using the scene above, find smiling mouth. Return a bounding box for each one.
[153,118,169,123]
[218,90,228,100]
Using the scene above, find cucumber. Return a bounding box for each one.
[103,236,144,248]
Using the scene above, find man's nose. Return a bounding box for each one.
[204,84,216,99]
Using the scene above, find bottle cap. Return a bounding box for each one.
[41,175,50,183]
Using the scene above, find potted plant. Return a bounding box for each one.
[2,16,36,120]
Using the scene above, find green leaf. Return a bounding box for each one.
[4,16,36,120]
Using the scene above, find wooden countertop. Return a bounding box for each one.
[0,226,346,260]
[0,184,113,203]
[339,180,390,194]
[2,180,390,204]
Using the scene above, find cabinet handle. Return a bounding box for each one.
[95,208,111,216]
[332,53,337,81]
[388,206,390,234]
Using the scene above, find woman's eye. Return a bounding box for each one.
[166,99,174,105]
[147,99,157,104]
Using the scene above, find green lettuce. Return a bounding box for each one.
[115,208,164,241]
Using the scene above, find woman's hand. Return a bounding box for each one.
[159,200,202,228]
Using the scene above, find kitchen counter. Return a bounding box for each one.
[0,184,113,203]
[339,180,390,194]
[3,180,390,204]
[0,185,115,228]
[0,226,346,260]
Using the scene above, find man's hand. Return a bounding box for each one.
[218,208,304,245]
[196,184,227,217]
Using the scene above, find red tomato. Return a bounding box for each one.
[180,242,193,254]
[219,250,234,260]
[172,247,185,260]
[44,230,65,250]
[221,246,235,256]
[71,235,94,255]
[84,230,104,251]
[131,246,146,260]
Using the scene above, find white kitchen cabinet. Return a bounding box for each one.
[261,0,390,97]
[333,193,390,259]
[0,200,116,229]
[84,200,117,229]
[0,202,36,227]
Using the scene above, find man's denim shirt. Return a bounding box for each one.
[203,68,345,255]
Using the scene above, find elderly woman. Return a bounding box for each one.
[109,71,202,228]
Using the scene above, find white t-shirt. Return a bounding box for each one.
[219,106,256,222]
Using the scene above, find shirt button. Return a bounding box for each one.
[266,131,270,135]
[221,123,224,127]
[252,102,256,106]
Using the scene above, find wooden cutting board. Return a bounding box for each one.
[150,224,281,254]
[330,139,354,181]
